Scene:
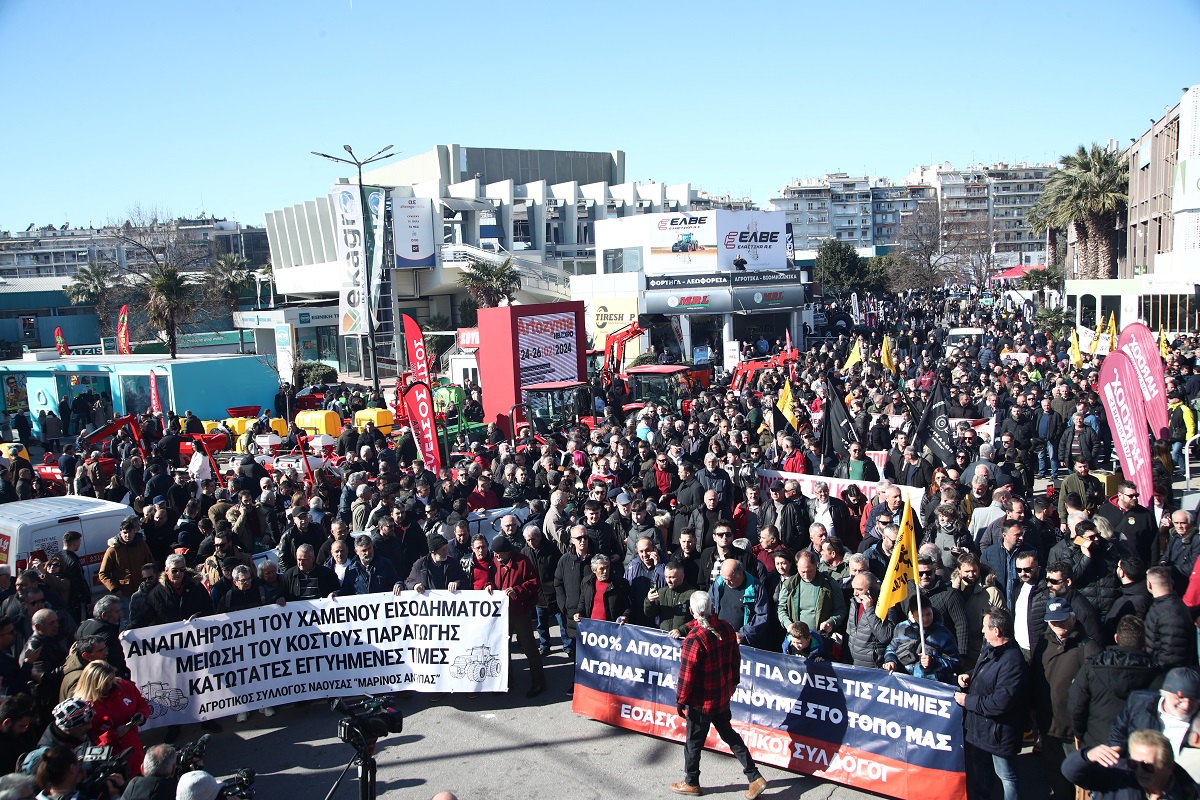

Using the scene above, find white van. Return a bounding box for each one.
[945,327,984,357]
[0,497,132,593]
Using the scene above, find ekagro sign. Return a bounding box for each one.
[331,185,368,335]
[122,592,510,728]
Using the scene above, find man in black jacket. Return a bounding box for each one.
[1010,552,1049,662]
[403,533,467,593]
[1145,567,1196,670]
[696,522,763,591]
[552,526,590,659]
[672,461,707,538]
[1106,556,1153,638]
[1096,482,1160,565]
[121,743,178,800]
[1046,560,1104,643]
[145,556,213,625]
[1033,397,1065,479]
[522,525,565,658]
[280,545,341,602]
[58,530,91,623]
[916,557,971,655]
[1058,414,1101,470]
[1069,616,1158,749]
[1107,667,1200,748]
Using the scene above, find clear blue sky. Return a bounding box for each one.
[1,0,1197,230]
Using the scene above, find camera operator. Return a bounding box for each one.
[120,745,175,800]
[172,772,222,800]
[34,745,123,799]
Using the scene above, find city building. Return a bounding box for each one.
[770,174,938,251]
[0,218,266,350]
[260,144,754,382]
[1062,84,1200,333]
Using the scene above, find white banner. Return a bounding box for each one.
[332,185,368,335]
[122,591,510,728]
[755,468,924,506]
[516,311,579,390]
[393,197,437,268]
[716,210,788,270]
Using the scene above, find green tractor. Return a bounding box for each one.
[671,233,699,252]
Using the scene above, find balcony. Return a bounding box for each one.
[545,243,596,260]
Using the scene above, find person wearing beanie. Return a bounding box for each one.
[402,533,467,594]
[37,698,94,750]
[176,770,223,800]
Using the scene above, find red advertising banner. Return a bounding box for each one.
[1098,351,1154,502]
[403,381,441,473]
[53,327,70,355]
[1117,322,1169,440]
[117,305,132,355]
[148,371,163,415]
[402,314,430,386]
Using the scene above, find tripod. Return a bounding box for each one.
[322,746,377,800]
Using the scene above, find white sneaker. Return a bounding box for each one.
[236,712,249,723]
[261,707,276,718]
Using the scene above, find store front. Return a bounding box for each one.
[233,306,342,383]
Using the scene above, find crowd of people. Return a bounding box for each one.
[1,289,1200,799]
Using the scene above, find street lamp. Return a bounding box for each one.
[311,144,397,392]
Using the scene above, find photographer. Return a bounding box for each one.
[120,745,176,800]
[173,772,223,800]
[34,745,123,799]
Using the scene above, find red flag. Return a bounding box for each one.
[1098,351,1154,503]
[148,372,163,414]
[53,327,70,355]
[1117,322,1169,440]
[403,381,441,473]
[117,305,131,355]
[402,314,430,386]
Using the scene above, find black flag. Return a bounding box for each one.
[819,372,858,461]
[913,380,956,466]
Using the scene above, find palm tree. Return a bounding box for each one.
[456,257,521,307]
[64,261,122,336]
[1029,144,1127,280]
[205,254,255,352]
[147,266,195,359]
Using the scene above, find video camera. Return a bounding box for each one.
[176,733,211,773]
[220,768,256,799]
[78,745,131,798]
[332,694,404,754]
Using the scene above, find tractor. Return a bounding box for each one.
[671,233,699,253]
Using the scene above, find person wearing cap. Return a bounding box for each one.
[1035,596,1102,800]
[276,508,325,571]
[1109,668,1200,755]
[485,534,545,697]
[1168,392,1196,476]
[37,697,94,751]
[404,533,467,595]
[175,770,224,800]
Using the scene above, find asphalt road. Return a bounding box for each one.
[143,646,1054,800]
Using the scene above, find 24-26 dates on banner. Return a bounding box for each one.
[122,592,510,728]
[571,620,966,800]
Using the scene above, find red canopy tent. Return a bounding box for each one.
[990,264,1044,284]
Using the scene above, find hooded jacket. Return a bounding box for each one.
[1068,646,1159,749]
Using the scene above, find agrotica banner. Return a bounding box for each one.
[572,620,965,800]
[122,592,509,728]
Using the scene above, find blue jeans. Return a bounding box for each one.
[1038,441,1058,477]
[1173,440,1187,474]
[533,605,571,653]
[968,745,1019,800]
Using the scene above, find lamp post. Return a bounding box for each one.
[311,144,396,392]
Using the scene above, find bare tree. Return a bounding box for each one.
[890,201,956,291]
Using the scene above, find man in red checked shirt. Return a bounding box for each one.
[671,592,767,798]
[486,536,546,697]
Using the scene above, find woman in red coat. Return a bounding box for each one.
[73,660,152,777]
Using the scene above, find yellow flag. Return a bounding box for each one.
[842,337,863,372]
[1069,329,1083,367]
[1106,312,1118,343]
[876,498,919,621]
[776,379,799,431]
[1088,325,1100,355]
[880,334,896,374]
[1161,327,1170,360]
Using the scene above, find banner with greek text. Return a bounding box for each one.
[572,620,965,800]
[403,381,442,474]
[754,469,923,507]
[1098,351,1155,504]
[402,314,430,386]
[122,591,509,728]
[1117,322,1169,440]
